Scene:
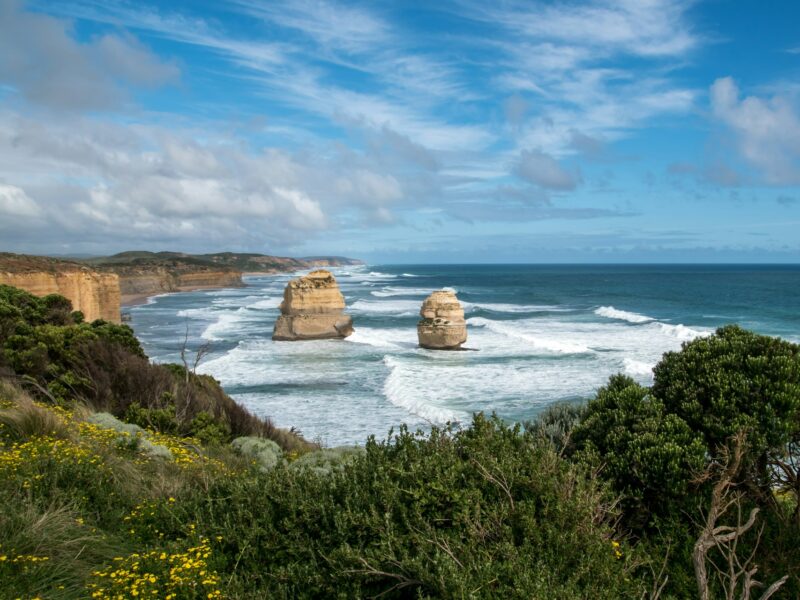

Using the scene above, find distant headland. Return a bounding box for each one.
[0,251,363,322]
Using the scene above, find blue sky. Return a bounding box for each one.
[0,0,798,262]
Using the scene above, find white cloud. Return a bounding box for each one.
[0,108,438,249]
[231,0,389,54]
[0,183,41,217]
[710,76,800,185]
[470,0,699,57]
[514,150,579,190]
[0,0,178,110]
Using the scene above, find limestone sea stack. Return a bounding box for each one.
[272,270,354,341]
[417,290,467,350]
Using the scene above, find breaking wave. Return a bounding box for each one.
[382,356,465,424]
[467,317,592,354]
[594,306,653,323]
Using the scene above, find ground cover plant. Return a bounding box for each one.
[0,285,798,598]
[0,284,307,451]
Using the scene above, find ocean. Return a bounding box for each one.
[126,264,800,446]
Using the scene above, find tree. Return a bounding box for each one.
[693,433,788,600]
[571,375,707,528]
[652,325,800,464]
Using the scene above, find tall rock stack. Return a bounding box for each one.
[272,270,354,341]
[417,290,467,350]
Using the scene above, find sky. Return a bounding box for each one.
[0,0,799,263]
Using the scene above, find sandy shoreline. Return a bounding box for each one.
[120,283,250,308]
[120,274,294,308]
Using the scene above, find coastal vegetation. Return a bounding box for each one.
[1,284,798,598]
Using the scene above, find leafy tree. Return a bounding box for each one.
[571,374,707,528]
[653,325,800,460]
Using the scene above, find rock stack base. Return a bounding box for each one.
[417,290,467,350]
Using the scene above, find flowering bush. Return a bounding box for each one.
[87,538,223,599]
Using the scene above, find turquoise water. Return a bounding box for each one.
[127,264,800,446]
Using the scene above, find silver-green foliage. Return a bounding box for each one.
[86,412,172,460]
[289,446,365,476]
[232,436,282,472]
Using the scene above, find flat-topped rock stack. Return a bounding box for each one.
[272,270,354,341]
[417,290,467,350]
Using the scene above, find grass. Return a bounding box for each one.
[0,380,644,599]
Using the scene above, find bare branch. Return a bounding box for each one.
[693,432,787,600]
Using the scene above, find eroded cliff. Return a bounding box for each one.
[0,253,121,322]
[104,264,243,304]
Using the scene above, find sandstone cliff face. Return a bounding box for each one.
[272,270,354,341]
[114,267,243,302]
[0,269,120,323]
[417,290,467,350]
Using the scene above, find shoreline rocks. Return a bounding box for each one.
[272,270,354,341]
[417,290,467,350]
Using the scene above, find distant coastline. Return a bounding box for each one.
[1,251,363,319]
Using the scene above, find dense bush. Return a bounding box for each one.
[0,284,307,451]
[571,375,707,528]
[162,415,646,599]
[555,327,800,598]
[653,325,800,461]
[0,386,646,599]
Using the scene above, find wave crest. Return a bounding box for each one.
[595,306,653,323]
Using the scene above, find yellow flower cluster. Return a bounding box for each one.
[0,435,108,479]
[87,538,224,599]
[0,544,51,578]
[0,553,50,564]
[611,540,623,560]
[0,401,228,476]
[123,498,178,539]
[146,432,205,467]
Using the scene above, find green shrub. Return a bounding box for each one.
[527,401,585,454]
[653,325,800,460]
[0,284,309,452]
[288,445,365,475]
[231,436,282,471]
[196,415,645,598]
[571,375,707,528]
[87,412,172,460]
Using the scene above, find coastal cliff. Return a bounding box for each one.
[84,252,363,302]
[0,253,121,322]
[0,251,364,317]
[102,264,244,304]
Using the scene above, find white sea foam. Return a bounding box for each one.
[382,357,465,424]
[655,322,707,342]
[177,307,216,319]
[402,273,418,277]
[346,329,403,349]
[371,287,431,298]
[351,299,420,314]
[344,271,397,281]
[247,297,282,310]
[203,289,243,297]
[623,358,655,377]
[464,302,570,314]
[467,317,592,354]
[595,306,653,323]
[201,312,247,341]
